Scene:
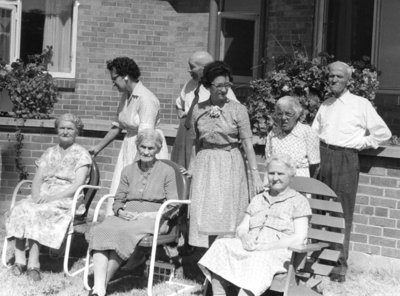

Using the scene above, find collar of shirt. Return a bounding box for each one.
[274,121,302,138]
[262,188,297,204]
[130,80,143,100]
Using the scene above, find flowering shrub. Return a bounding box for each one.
[246,52,380,138]
[0,46,58,119]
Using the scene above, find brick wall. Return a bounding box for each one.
[53,0,209,124]
[263,0,315,63]
[353,154,400,259]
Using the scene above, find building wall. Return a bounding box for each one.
[54,0,209,124]
[263,0,315,64]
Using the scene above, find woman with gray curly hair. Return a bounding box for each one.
[265,96,320,182]
[198,154,311,296]
[6,113,92,281]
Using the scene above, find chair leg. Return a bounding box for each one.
[1,238,11,268]
[83,248,92,291]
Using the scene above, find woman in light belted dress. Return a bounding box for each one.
[89,57,168,214]
[187,61,263,248]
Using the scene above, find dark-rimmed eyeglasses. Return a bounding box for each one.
[211,82,233,89]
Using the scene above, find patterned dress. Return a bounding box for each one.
[189,99,253,248]
[5,144,92,249]
[108,81,168,214]
[265,122,320,178]
[198,189,312,296]
[87,160,178,261]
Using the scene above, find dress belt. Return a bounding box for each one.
[200,143,240,151]
[320,141,358,153]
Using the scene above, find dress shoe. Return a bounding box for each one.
[27,267,42,281]
[330,273,346,283]
[10,263,27,276]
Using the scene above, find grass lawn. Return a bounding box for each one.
[1,208,400,295]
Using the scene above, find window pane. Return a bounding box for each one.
[221,18,255,77]
[0,8,12,63]
[326,0,374,62]
[21,0,74,72]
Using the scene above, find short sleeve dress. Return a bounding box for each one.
[87,160,178,261]
[107,81,169,214]
[5,143,92,249]
[188,99,253,248]
[198,188,312,296]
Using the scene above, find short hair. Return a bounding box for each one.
[189,51,214,67]
[276,96,303,118]
[328,61,352,78]
[55,113,84,135]
[266,154,297,177]
[201,61,233,88]
[106,57,141,81]
[136,129,163,153]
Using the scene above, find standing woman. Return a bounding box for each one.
[188,61,263,248]
[89,57,168,213]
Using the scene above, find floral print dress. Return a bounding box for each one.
[5,144,92,249]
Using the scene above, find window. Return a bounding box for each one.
[0,0,79,78]
[209,0,263,83]
[218,13,259,83]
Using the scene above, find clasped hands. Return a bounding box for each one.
[239,233,271,252]
[118,210,157,221]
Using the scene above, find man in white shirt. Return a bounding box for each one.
[312,61,392,282]
[171,51,237,168]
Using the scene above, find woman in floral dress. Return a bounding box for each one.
[89,57,168,214]
[198,154,311,296]
[6,113,92,281]
[264,96,320,181]
[188,61,263,248]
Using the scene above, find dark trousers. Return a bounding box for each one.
[319,144,359,275]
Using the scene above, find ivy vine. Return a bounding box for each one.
[0,46,58,180]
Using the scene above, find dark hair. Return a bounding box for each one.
[201,61,233,88]
[106,57,141,81]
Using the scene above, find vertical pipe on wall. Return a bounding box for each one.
[208,0,218,58]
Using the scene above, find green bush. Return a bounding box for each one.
[0,46,58,119]
[246,52,380,138]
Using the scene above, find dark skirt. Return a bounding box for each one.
[170,118,193,169]
[87,200,161,261]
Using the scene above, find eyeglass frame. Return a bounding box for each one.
[210,82,233,89]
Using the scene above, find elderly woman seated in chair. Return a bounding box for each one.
[87,129,179,296]
[198,154,312,296]
[5,113,92,281]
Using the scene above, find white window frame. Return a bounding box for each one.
[0,0,79,79]
[217,12,260,83]
[0,0,21,62]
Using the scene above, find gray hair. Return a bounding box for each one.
[276,96,303,119]
[266,154,297,177]
[55,113,84,135]
[136,129,163,152]
[328,61,353,78]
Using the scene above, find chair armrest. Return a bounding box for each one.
[70,185,102,218]
[92,194,114,223]
[10,180,32,209]
[288,242,330,253]
[147,200,191,292]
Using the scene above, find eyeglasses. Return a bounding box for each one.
[111,75,121,83]
[275,112,297,119]
[211,82,233,89]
